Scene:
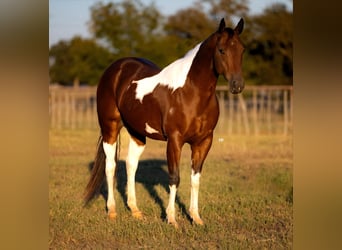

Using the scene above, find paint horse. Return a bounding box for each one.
[84,18,245,227]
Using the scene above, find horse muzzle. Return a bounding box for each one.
[229,77,244,94]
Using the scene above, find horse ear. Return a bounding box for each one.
[218,18,226,33]
[234,18,244,34]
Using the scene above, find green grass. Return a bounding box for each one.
[49,129,293,249]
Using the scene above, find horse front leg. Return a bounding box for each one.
[166,133,183,228]
[189,134,213,225]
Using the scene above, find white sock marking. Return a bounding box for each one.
[166,185,177,221]
[103,142,117,210]
[133,43,202,102]
[190,170,201,213]
[126,138,145,210]
[145,123,159,134]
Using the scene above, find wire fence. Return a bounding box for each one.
[49,84,293,135]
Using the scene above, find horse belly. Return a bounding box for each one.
[119,96,166,141]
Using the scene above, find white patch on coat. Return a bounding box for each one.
[133,42,202,102]
[169,107,175,115]
[145,123,159,134]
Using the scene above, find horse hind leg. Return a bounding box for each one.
[101,118,122,220]
[126,135,145,219]
[103,141,118,219]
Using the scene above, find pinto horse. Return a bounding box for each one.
[84,18,245,227]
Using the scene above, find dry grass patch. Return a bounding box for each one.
[49,129,292,249]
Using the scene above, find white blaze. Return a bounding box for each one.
[133,42,202,102]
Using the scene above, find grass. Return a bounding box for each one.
[49,128,293,249]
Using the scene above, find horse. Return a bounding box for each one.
[84,18,245,228]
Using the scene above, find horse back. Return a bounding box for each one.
[96,57,163,139]
[97,57,160,99]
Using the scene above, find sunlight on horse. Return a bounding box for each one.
[84,18,245,228]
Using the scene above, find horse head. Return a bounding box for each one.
[214,18,245,94]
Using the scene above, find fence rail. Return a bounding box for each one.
[49,85,293,135]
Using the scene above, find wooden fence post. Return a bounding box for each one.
[252,88,259,135]
[238,94,250,135]
[267,90,272,133]
[228,93,234,135]
[283,90,289,136]
[71,92,76,129]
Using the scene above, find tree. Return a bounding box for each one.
[49,37,114,86]
[164,0,249,85]
[49,0,292,86]
[89,0,162,58]
[197,0,249,25]
[162,7,215,63]
[244,4,293,85]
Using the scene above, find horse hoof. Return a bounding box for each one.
[108,211,117,220]
[193,217,204,226]
[170,221,179,229]
[167,219,179,229]
[132,210,144,220]
[190,210,204,225]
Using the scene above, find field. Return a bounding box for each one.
[49,128,293,249]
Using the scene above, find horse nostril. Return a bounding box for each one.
[229,78,244,94]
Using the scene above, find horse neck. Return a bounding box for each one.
[187,34,218,93]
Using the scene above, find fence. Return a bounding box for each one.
[49,84,293,135]
[216,85,293,135]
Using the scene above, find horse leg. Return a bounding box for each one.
[101,117,122,219]
[166,133,183,228]
[126,135,145,219]
[189,134,213,225]
[102,141,117,219]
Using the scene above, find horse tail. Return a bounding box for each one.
[84,136,106,205]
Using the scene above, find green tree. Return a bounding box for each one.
[49,37,114,86]
[244,3,293,85]
[164,7,215,58]
[164,0,249,84]
[198,0,249,25]
[89,0,162,58]
[49,0,292,87]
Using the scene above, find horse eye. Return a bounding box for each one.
[219,48,225,54]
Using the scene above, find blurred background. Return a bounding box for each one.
[49,0,293,135]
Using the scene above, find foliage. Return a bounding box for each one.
[49,0,293,86]
[165,8,215,48]
[198,0,250,24]
[243,4,293,85]
[49,37,114,86]
[89,0,161,58]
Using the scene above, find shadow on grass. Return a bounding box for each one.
[87,159,191,222]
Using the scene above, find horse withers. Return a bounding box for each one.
[84,18,245,228]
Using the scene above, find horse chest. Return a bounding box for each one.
[163,100,219,142]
